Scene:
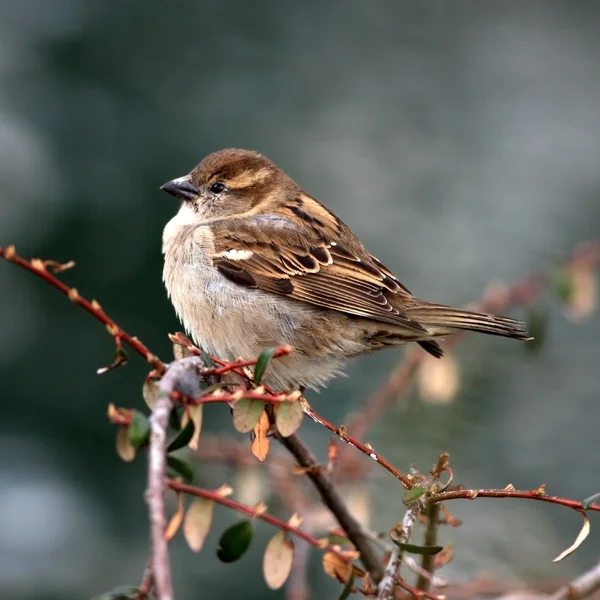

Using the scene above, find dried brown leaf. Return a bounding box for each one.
[251,411,270,462]
[165,493,185,542]
[142,379,158,411]
[116,426,135,462]
[187,404,203,450]
[274,399,304,437]
[263,531,294,590]
[553,512,590,562]
[322,552,365,583]
[233,399,265,433]
[183,497,214,552]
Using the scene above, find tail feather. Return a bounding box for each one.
[407,302,532,342]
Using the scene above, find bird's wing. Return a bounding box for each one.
[209,199,430,338]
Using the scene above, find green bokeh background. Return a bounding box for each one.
[1,1,599,599]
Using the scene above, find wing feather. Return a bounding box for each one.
[210,211,425,334]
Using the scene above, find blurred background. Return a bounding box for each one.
[1,1,599,598]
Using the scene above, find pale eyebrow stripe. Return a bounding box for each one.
[225,167,273,189]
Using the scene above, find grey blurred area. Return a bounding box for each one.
[0,1,599,598]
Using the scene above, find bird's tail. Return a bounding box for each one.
[407,302,532,341]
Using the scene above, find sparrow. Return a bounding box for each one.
[161,148,531,391]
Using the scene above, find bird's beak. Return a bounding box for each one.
[160,176,199,201]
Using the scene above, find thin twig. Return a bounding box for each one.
[430,488,600,513]
[377,506,420,600]
[167,479,357,564]
[277,432,384,583]
[146,356,210,600]
[0,245,164,371]
[301,401,413,489]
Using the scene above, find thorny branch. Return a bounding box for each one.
[0,245,164,372]
[430,488,600,514]
[3,242,600,600]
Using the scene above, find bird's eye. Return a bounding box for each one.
[210,182,226,194]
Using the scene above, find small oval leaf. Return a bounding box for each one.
[402,486,426,505]
[188,404,203,450]
[216,519,254,563]
[128,411,150,448]
[167,415,195,453]
[116,426,136,462]
[165,492,184,542]
[233,399,265,433]
[167,455,194,483]
[254,347,278,384]
[183,497,214,552]
[142,379,158,411]
[251,411,270,462]
[392,541,443,555]
[263,530,294,590]
[275,400,304,437]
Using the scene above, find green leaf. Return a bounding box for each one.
[232,399,265,433]
[216,519,254,563]
[583,491,600,510]
[254,347,278,384]
[525,305,548,354]
[127,411,150,448]
[338,572,355,600]
[402,486,426,505]
[328,534,353,547]
[167,415,195,453]
[169,406,182,431]
[391,540,443,555]
[167,455,194,483]
[549,266,573,303]
[93,586,140,600]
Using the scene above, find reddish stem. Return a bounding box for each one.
[432,488,600,513]
[1,246,164,372]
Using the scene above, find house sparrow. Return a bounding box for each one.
[161,149,530,390]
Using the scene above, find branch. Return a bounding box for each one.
[548,561,600,600]
[377,506,420,600]
[416,503,441,592]
[301,401,413,488]
[167,479,358,565]
[277,432,384,583]
[146,356,211,600]
[430,487,600,513]
[0,245,164,371]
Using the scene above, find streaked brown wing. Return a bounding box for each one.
[210,214,429,336]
